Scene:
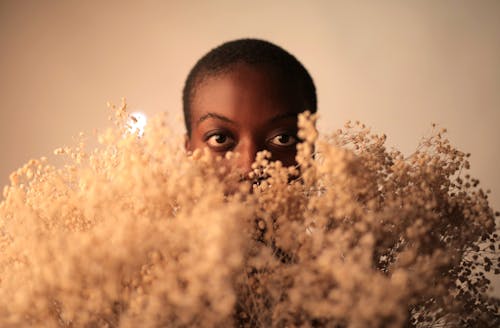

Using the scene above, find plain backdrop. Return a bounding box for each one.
[1,1,499,216]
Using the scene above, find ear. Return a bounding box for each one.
[184,133,192,152]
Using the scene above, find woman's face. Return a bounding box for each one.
[186,63,303,175]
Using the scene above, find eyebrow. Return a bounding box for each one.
[197,113,236,126]
[269,112,299,123]
[196,111,299,126]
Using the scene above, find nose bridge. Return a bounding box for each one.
[236,137,258,175]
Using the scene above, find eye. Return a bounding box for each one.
[206,133,235,150]
[269,134,298,147]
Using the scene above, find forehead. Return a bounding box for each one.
[190,63,302,124]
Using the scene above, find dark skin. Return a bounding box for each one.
[185,63,305,176]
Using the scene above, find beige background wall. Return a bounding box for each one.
[1,0,499,215]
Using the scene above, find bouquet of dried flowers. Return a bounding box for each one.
[0,102,498,327]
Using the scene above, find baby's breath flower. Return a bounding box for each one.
[0,104,497,328]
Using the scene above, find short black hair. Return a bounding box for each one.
[182,38,317,136]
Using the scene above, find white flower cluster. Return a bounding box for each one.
[0,102,498,327]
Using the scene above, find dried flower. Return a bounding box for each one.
[0,103,498,327]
